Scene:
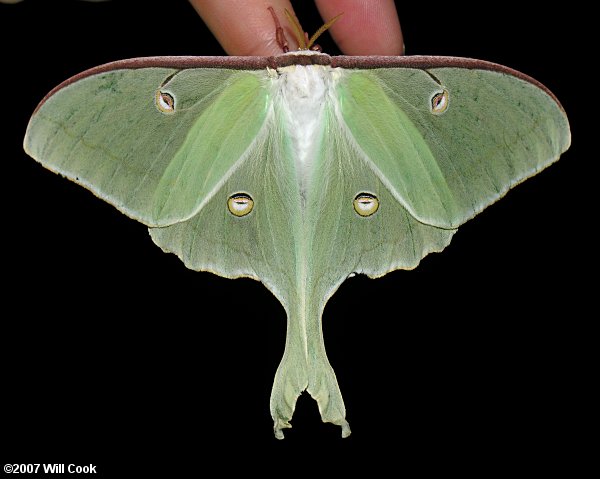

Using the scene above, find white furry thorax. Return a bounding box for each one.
[272,59,343,180]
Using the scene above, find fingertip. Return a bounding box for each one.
[315,0,403,55]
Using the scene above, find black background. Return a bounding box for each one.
[1,0,590,474]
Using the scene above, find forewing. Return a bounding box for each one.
[24,62,268,226]
[336,63,570,228]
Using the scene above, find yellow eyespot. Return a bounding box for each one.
[156,91,175,113]
[353,193,379,217]
[431,90,449,114]
[227,194,254,217]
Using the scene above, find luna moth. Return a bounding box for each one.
[23,7,570,439]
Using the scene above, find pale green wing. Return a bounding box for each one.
[24,62,268,226]
[305,105,457,283]
[149,105,299,292]
[336,65,570,228]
